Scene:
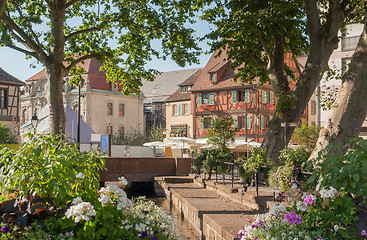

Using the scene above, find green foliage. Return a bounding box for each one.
[147,125,166,142]
[193,149,207,171]
[269,147,310,192]
[239,147,272,182]
[206,116,235,150]
[0,133,104,207]
[193,148,233,175]
[198,0,308,85]
[291,121,321,150]
[0,123,17,144]
[308,137,367,198]
[276,92,296,117]
[112,128,146,146]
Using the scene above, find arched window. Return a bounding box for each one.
[107,102,113,116]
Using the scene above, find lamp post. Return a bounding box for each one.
[281,122,298,148]
[77,83,81,149]
[31,113,38,131]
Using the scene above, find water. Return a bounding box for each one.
[126,182,200,240]
[152,197,201,240]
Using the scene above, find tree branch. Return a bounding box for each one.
[0,14,48,62]
[65,0,81,9]
[64,54,98,75]
[0,40,37,57]
[0,0,6,17]
[65,27,102,41]
[305,0,321,41]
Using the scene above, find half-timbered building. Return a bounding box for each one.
[190,51,303,142]
[0,67,25,133]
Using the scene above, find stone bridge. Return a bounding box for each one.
[99,157,192,184]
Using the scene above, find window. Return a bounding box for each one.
[118,126,124,135]
[180,86,189,93]
[210,73,217,84]
[172,105,177,115]
[183,103,190,115]
[261,90,268,104]
[0,89,7,109]
[341,36,359,51]
[107,125,113,135]
[171,125,187,137]
[311,100,316,115]
[119,103,125,116]
[202,93,210,104]
[107,102,113,116]
[341,58,351,74]
[200,117,212,130]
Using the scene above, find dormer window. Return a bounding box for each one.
[210,72,217,84]
[180,86,189,93]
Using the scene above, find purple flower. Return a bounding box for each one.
[283,211,302,225]
[140,231,149,238]
[362,230,367,236]
[142,210,149,214]
[151,236,158,240]
[251,224,258,229]
[330,229,333,232]
[258,220,265,229]
[317,239,323,240]
[303,195,314,206]
[1,225,10,234]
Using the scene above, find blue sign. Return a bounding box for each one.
[100,135,109,156]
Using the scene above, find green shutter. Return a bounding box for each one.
[270,91,274,104]
[198,94,202,106]
[261,115,265,129]
[211,117,215,126]
[270,116,273,121]
[178,104,182,115]
[261,90,265,104]
[232,91,237,103]
[247,116,251,129]
[209,92,214,105]
[233,116,238,128]
[200,118,204,130]
[245,89,250,103]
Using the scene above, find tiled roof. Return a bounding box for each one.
[190,51,243,92]
[166,69,201,102]
[140,68,201,103]
[178,69,201,86]
[0,67,25,85]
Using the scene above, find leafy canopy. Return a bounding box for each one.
[0,0,201,93]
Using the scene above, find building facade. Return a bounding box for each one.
[0,67,25,134]
[20,59,144,139]
[165,69,201,138]
[191,51,305,142]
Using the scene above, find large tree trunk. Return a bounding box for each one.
[309,18,367,160]
[47,1,66,134]
[0,0,6,17]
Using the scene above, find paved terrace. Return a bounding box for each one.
[154,175,278,240]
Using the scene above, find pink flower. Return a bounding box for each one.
[362,230,367,236]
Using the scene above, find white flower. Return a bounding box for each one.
[65,201,96,223]
[98,194,110,204]
[269,203,286,214]
[296,201,307,211]
[291,184,298,189]
[72,197,83,205]
[75,172,85,179]
[118,176,128,186]
[320,187,337,199]
[334,225,339,231]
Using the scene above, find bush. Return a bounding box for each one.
[0,123,17,144]
[239,147,272,183]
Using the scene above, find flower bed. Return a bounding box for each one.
[0,134,178,240]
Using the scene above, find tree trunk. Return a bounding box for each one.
[47,1,66,134]
[309,19,367,160]
[46,64,66,134]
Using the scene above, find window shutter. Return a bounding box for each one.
[232,91,237,103]
[261,115,265,129]
[270,116,273,121]
[178,104,182,115]
[247,116,251,129]
[209,92,214,105]
[200,118,204,130]
[270,91,274,104]
[245,89,250,103]
[211,117,215,126]
[233,116,238,128]
[188,103,191,114]
[198,94,202,106]
[261,90,265,104]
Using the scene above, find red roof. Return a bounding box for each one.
[25,58,117,91]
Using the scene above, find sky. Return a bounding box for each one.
[0,21,213,82]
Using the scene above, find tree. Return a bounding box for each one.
[0,0,200,134]
[0,123,17,144]
[198,0,364,163]
[147,125,166,142]
[291,121,321,150]
[206,116,236,150]
[112,128,146,146]
[310,17,367,160]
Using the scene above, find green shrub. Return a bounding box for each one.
[239,147,272,182]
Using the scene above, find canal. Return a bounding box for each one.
[127,182,200,240]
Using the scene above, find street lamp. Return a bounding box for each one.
[31,113,38,131]
[281,122,297,148]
